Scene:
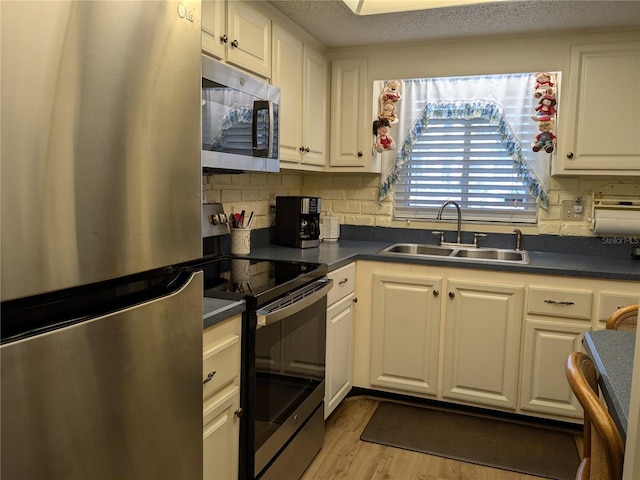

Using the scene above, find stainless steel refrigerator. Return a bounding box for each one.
[1,2,203,478]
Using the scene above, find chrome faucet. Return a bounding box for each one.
[513,228,523,251]
[436,201,462,244]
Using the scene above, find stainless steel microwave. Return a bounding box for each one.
[201,55,280,172]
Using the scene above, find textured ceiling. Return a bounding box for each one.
[267,0,640,48]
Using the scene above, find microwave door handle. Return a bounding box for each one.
[256,278,333,328]
[267,100,275,158]
[252,100,269,157]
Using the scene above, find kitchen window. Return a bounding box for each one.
[377,73,557,224]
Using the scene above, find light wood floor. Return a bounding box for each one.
[301,396,578,480]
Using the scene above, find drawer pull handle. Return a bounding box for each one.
[338,278,349,285]
[203,371,217,385]
[544,299,575,306]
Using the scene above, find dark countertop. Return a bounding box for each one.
[203,239,639,326]
[583,330,636,441]
[203,297,245,329]
[249,240,640,280]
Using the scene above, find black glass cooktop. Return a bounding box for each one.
[190,256,327,307]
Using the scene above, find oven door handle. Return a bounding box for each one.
[256,278,333,328]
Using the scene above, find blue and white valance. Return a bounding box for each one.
[377,73,550,209]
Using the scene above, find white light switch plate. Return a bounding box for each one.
[561,200,584,221]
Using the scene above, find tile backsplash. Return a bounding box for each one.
[203,171,638,239]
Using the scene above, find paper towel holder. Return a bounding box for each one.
[590,183,640,234]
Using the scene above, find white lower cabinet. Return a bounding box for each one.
[442,280,523,409]
[520,319,589,418]
[519,284,593,418]
[370,272,442,395]
[597,291,639,325]
[203,314,242,480]
[203,387,241,480]
[354,261,637,422]
[325,263,356,418]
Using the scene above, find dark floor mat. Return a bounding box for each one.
[360,401,581,480]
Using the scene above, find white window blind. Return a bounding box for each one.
[394,117,539,224]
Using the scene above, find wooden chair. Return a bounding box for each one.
[565,352,625,480]
[605,304,638,331]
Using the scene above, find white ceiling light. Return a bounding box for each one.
[342,0,509,16]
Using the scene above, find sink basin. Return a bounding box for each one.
[454,249,527,262]
[382,244,454,256]
[379,243,530,265]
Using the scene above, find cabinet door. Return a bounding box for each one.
[325,292,355,419]
[370,273,442,395]
[520,319,589,418]
[272,24,304,165]
[556,41,640,174]
[302,47,328,167]
[443,281,523,409]
[330,58,372,170]
[202,0,225,59]
[203,315,241,480]
[226,1,271,77]
[203,386,240,480]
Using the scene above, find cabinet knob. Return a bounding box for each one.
[449,291,455,299]
[305,147,310,153]
[299,146,305,152]
[567,152,574,159]
[433,289,439,297]
[220,34,228,44]
[234,408,244,418]
[352,297,358,303]
[231,39,239,48]
[357,151,363,157]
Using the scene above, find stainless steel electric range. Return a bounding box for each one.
[193,205,331,479]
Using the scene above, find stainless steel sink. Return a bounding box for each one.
[382,244,454,256]
[454,249,526,261]
[379,243,530,265]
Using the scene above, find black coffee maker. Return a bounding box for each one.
[275,196,321,248]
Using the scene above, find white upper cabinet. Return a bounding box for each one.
[554,41,640,175]
[202,1,271,78]
[202,0,226,60]
[272,24,328,170]
[329,58,380,172]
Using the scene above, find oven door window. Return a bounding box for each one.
[253,294,326,451]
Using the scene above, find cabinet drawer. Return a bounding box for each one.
[203,317,241,401]
[527,287,592,320]
[327,263,356,306]
[598,292,639,323]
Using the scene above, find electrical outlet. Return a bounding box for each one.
[561,200,584,221]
